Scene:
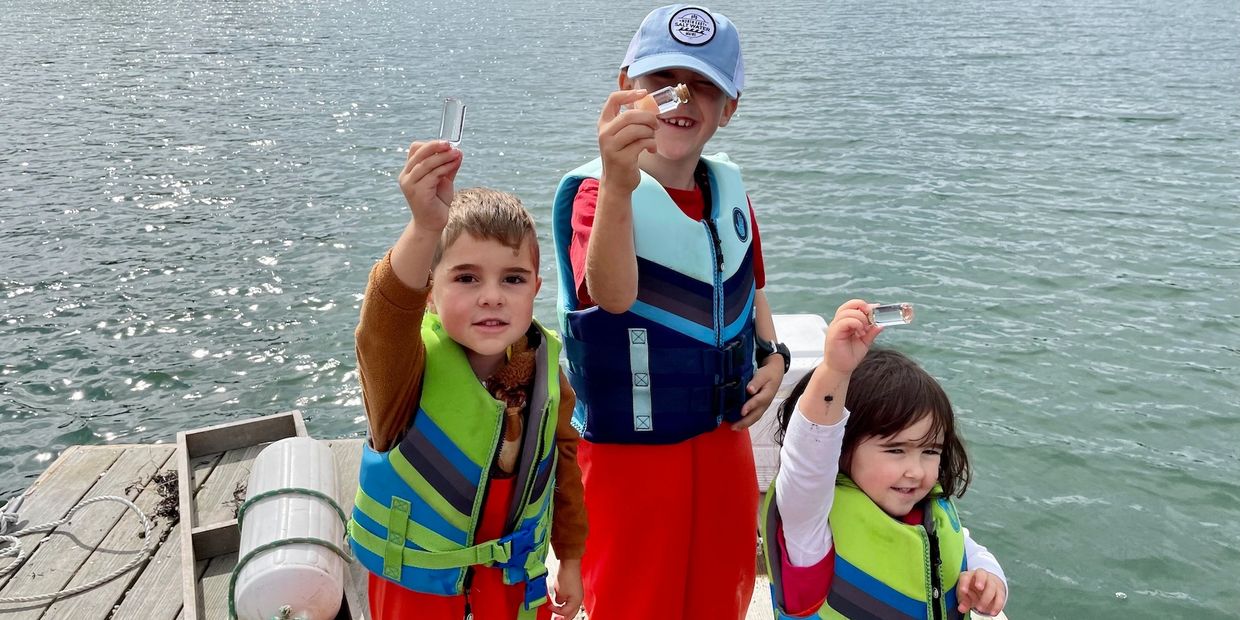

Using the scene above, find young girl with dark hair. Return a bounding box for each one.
[761,299,1008,618]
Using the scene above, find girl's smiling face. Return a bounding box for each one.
[847,414,944,518]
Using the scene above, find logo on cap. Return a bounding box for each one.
[668,7,715,46]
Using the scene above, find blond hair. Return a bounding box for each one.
[431,188,539,268]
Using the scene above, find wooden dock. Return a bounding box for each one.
[2,438,790,620]
[3,433,1003,620]
[0,440,368,620]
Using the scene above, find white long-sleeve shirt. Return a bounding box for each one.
[774,403,1008,591]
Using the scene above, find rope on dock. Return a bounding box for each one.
[0,494,154,604]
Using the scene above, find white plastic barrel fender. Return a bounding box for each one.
[234,437,345,620]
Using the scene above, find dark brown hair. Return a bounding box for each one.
[775,348,972,498]
[431,188,539,268]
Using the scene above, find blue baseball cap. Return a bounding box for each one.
[621,5,745,99]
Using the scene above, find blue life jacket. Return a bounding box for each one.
[551,154,756,444]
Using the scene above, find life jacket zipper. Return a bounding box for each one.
[927,527,944,620]
[478,401,506,534]
[460,400,506,601]
[506,400,549,532]
[704,219,725,347]
[463,568,475,619]
[696,160,725,348]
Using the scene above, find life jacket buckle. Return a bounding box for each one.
[712,377,746,422]
[494,526,538,571]
[716,338,744,376]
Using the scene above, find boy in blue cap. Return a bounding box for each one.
[551,5,787,619]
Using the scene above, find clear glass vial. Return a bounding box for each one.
[439,97,466,146]
[644,83,691,114]
[868,302,914,327]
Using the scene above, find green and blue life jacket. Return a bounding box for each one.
[347,314,561,615]
[760,476,969,620]
[551,154,756,445]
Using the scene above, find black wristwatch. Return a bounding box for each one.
[755,337,790,374]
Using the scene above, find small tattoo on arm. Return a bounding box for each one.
[824,394,834,403]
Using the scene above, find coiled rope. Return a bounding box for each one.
[0,493,154,604]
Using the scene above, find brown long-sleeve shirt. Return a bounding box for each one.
[354,253,587,559]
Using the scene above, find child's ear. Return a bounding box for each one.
[425,276,437,313]
[618,69,634,91]
[839,451,852,477]
[719,95,740,127]
[534,274,543,296]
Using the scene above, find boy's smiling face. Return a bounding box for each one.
[624,68,738,164]
[429,232,541,378]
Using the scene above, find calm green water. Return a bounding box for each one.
[2,0,1238,616]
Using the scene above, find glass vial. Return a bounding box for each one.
[868,302,914,327]
[646,83,691,114]
[439,97,466,146]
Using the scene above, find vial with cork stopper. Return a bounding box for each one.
[867,303,914,327]
[635,83,691,114]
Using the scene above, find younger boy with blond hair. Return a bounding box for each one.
[351,140,585,620]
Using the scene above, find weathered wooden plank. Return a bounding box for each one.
[192,446,265,538]
[179,413,304,620]
[0,447,123,594]
[748,577,775,620]
[178,416,292,617]
[199,551,238,620]
[190,521,239,560]
[39,446,176,619]
[108,521,189,620]
[177,426,202,620]
[188,445,267,620]
[328,439,368,620]
[0,447,127,602]
[110,450,223,620]
[0,447,162,617]
[181,411,305,460]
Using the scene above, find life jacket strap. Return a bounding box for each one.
[348,517,514,572]
[564,335,750,380]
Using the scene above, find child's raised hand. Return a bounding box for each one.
[956,568,1008,616]
[597,89,658,194]
[397,140,462,231]
[825,299,882,376]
